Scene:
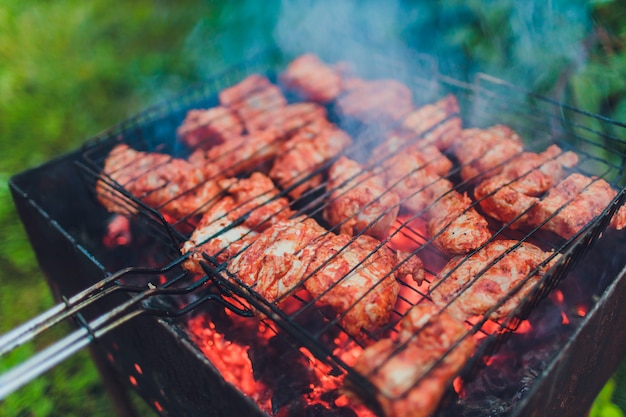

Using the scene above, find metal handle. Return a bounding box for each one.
[0,255,253,400]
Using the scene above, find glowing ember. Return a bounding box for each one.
[188,315,270,411]
[577,305,588,317]
[186,312,377,416]
[453,376,465,396]
[552,289,565,304]
[103,214,131,248]
[515,320,532,334]
[561,310,570,325]
[388,216,428,253]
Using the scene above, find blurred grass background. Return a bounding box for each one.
[1,0,626,416]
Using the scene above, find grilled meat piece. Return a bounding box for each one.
[181,198,255,273]
[260,102,328,137]
[188,103,329,179]
[177,106,244,150]
[453,125,524,183]
[279,54,342,103]
[352,302,475,417]
[527,173,626,239]
[373,128,453,177]
[218,74,287,133]
[336,79,414,123]
[219,172,294,229]
[474,145,578,227]
[96,144,222,220]
[324,156,400,240]
[226,217,327,307]
[427,186,492,256]
[382,149,491,255]
[269,119,352,199]
[430,240,559,321]
[181,172,293,272]
[188,129,280,177]
[402,94,462,151]
[302,234,421,336]
[383,150,450,214]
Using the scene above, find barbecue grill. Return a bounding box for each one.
[3,44,626,417]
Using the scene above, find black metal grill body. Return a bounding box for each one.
[8,48,626,416]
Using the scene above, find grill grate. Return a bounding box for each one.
[4,45,626,415]
[73,47,626,412]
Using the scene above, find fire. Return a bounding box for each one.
[453,376,467,397]
[103,214,131,248]
[515,320,532,334]
[552,289,565,304]
[550,288,589,322]
[388,216,428,253]
[188,314,271,411]
[186,312,376,416]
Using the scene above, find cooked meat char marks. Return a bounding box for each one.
[224,216,424,335]
[382,148,491,256]
[527,173,626,239]
[453,125,524,183]
[187,103,329,179]
[351,302,475,417]
[429,240,560,321]
[181,172,293,273]
[474,145,579,228]
[383,150,446,214]
[177,106,244,150]
[226,217,326,308]
[269,119,352,199]
[323,156,400,240]
[96,144,223,220]
[188,129,280,178]
[402,94,462,151]
[426,184,493,256]
[218,74,288,133]
[302,233,415,336]
[336,79,415,123]
[373,128,453,178]
[259,102,328,137]
[279,54,343,103]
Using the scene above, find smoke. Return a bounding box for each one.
[273,0,404,57]
[175,1,597,102]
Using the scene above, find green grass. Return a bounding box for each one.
[0,1,220,415]
[1,1,625,416]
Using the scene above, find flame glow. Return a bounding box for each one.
[187,312,376,416]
